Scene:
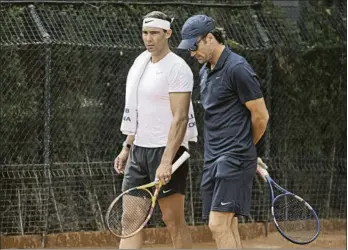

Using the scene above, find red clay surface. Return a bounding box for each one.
[146,230,346,249]
[1,220,346,249]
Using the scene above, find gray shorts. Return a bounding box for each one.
[201,156,257,219]
[122,145,189,199]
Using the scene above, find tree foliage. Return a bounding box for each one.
[0,0,346,235]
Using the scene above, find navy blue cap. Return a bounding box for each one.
[178,15,215,50]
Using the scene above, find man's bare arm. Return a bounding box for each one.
[245,97,269,145]
[114,135,135,174]
[160,92,191,164]
[124,135,135,148]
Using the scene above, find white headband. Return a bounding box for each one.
[143,17,171,30]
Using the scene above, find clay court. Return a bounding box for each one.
[2,220,346,249]
[2,232,346,249]
[147,231,346,249]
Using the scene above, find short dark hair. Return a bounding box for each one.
[144,11,171,23]
[210,27,226,44]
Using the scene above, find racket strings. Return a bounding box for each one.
[274,195,318,243]
[107,189,152,237]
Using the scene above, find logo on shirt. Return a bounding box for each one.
[123,108,131,122]
[123,116,131,122]
[188,113,196,128]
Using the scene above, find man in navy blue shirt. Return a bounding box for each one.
[178,15,269,249]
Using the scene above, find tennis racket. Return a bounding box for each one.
[105,151,190,238]
[257,158,320,245]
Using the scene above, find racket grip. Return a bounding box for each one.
[256,158,269,182]
[172,151,190,173]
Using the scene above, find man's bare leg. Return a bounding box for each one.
[231,216,242,249]
[119,195,149,249]
[158,194,192,248]
[209,211,236,249]
[119,231,144,249]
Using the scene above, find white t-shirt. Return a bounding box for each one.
[134,52,193,148]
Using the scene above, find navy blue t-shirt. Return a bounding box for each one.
[199,47,263,163]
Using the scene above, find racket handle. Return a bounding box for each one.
[154,151,191,183]
[257,157,269,182]
[172,151,190,173]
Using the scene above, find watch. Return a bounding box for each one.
[122,141,132,149]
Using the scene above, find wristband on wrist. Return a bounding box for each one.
[122,141,131,149]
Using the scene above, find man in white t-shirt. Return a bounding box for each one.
[114,11,194,249]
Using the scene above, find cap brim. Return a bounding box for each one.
[178,38,197,50]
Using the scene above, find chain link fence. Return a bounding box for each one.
[1,0,346,235]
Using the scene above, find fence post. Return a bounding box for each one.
[264,51,272,159]
[252,14,273,232]
[188,160,195,226]
[28,4,52,246]
[252,13,272,159]
[325,144,336,219]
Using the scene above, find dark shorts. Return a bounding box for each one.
[201,156,257,219]
[122,145,189,199]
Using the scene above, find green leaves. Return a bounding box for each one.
[1,2,346,165]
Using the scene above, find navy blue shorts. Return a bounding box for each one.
[200,156,257,219]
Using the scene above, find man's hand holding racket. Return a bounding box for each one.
[256,157,268,182]
[156,162,172,185]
